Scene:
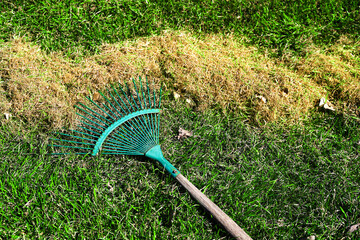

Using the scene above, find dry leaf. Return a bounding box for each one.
[93,92,100,101]
[256,95,267,103]
[107,182,114,193]
[173,92,180,100]
[23,199,33,208]
[185,98,192,104]
[348,223,360,233]
[177,128,193,140]
[4,112,11,120]
[319,97,335,111]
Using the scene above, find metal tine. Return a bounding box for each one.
[152,85,159,142]
[156,111,160,144]
[140,114,157,148]
[135,115,154,147]
[85,96,117,121]
[108,108,151,142]
[103,139,137,149]
[139,77,155,138]
[103,142,141,153]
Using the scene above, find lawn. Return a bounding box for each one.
[1,1,359,239]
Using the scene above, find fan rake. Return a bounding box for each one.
[50,77,251,240]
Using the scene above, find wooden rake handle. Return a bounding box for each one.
[175,174,252,240]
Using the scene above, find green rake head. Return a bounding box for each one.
[49,77,252,239]
[50,77,162,157]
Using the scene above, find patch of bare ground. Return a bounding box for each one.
[0,31,359,131]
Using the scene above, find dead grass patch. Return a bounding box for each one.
[0,31,359,131]
[295,36,360,113]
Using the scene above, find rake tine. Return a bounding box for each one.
[77,102,112,124]
[69,129,100,139]
[53,132,97,143]
[120,82,136,113]
[112,84,131,114]
[85,96,116,121]
[50,138,95,146]
[127,81,140,111]
[75,105,110,127]
[98,90,122,119]
[132,77,143,110]
[108,85,128,115]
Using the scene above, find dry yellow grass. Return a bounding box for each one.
[0,31,359,130]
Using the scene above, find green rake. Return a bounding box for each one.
[50,77,252,240]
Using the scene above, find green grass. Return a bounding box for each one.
[1,100,359,239]
[1,1,360,239]
[1,0,359,56]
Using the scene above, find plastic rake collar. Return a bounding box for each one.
[50,77,180,177]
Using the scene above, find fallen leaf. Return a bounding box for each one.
[177,128,193,140]
[319,97,335,111]
[256,95,267,103]
[348,223,360,233]
[173,92,180,100]
[93,92,100,101]
[4,112,11,120]
[107,182,114,193]
[23,199,33,208]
